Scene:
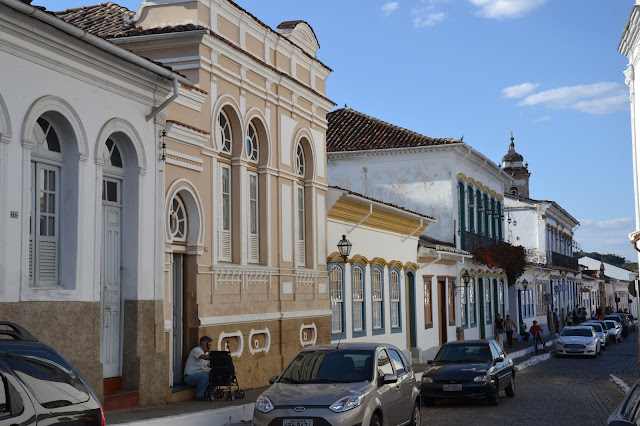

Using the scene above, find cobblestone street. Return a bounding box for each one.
[420,334,639,425]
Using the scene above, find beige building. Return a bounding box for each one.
[56,0,335,403]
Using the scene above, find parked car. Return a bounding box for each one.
[608,377,640,425]
[582,322,608,350]
[555,326,601,358]
[0,321,105,425]
[604,314,625,325]
[604,320,623,343]
[420,339,515,406]
[253,342,420,426]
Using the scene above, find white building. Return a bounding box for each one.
[326,107,513,358]
[501,137,581,334]
[327,186,435,356]
[579,257,637,316]
[0,0,193,406]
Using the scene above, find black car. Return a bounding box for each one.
[0,322,104,425]
[608,378,640,425]
[420,339,515,406]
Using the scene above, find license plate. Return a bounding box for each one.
[567,350,582,353]
[443,384,462,391]
[283,420,313,426]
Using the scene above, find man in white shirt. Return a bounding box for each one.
[184,336,212,400]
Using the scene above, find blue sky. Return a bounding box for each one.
[39,0,639,261]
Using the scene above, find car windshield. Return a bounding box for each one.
[278,349,374,384]
[585,324,603,332]
[561,328,593,337]
[435,344,492,363]
[604,321,617,329]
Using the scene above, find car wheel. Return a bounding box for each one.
[505,376,515,397]
[370,413,382,426]
[410,401,421,426]
[487,388,499,406]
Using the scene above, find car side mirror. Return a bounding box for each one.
[494,356,504,364]
[426,359,434,365]
[382,373,398,385]
[268,375,279,385]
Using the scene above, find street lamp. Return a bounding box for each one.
[337,235,352,263]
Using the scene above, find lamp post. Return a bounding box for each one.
[337,235,352,263]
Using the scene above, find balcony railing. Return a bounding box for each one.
[549,251,579,271]
[463,231,496,255]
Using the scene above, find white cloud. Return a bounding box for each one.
[514,82,629,115]
[502,83,540,99]
[381,2,400,16]
[469,0,546,20]
[574,217,637,261]
[411,0,448,27]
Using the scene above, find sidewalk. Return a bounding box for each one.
[105,336,555,426]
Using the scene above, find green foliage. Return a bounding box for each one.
[473,241,527,286]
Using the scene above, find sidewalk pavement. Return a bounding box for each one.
[105,336,556,426]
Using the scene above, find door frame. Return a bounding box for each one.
[438,280,447,345]
[407,272,417,349]
[171,252,186,386]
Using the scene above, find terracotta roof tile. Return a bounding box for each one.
[53,2,135,38]
[166,120,210,135]
[327,108,460,153]
[330,185,436,222]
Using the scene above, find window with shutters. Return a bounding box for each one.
[461,284,468,328]
[390,270,400,329]
[484,277,492,325]
[219,164,232,261]
[372,267,384,332]
[295,142,306,267]
[448,281,456,326]
[248,172,259,263]
[29,117,62,286]
[330,265,344,336]
[353,266,364,333]
[424,276,432,328]
[469,277,477,327]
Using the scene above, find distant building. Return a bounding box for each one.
[327,107,513,360]
[501,137,581,332]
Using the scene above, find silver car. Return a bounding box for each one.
[253,342,421,426]
[582,322,608,349]
[604,320,623,343]
[555,326,601,358]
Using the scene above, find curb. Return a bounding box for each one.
[610,374,631,394]
[114,403,254,426]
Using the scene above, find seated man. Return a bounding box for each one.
[184,336,213,401]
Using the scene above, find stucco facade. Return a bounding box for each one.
[0,0,183,406]
[98,0,335,395]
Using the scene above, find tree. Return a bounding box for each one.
[473,241,527,286]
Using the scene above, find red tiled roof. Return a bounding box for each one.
[53,2,135,38]
[330,185,436,222]
[327,108,460,153]
[166,120,210,135]
[52,1,331,71]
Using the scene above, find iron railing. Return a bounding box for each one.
[549,251,579,271]
[463,231,496,255]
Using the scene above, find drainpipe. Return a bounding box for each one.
[147,78,179,122]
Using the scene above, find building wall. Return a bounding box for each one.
[0,3,172,405]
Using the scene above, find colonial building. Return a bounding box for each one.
[326,107,513,359]
[326,186,435,355]
[0,0,191,407]
[55,0,335,401]
[579,257,637,316]
[501,137,581,333]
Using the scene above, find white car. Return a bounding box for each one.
[555,326,601,358]
[604,320,623,343]
[582,322,608,350]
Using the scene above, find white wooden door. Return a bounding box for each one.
[171,254,184,385]
[101,198,122,378]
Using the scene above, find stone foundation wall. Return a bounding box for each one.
[1,302,103,401]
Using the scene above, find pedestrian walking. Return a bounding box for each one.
[494,314,505,346]
[553,308,560,334]
[505,315,517,348]
[530,320,546,355]
[622,315,630,340]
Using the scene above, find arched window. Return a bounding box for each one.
[372,267,384,333]
[30,117,63,285]
[103,138,122,168]
[169,196,187,242]
[458,182,465,248]
[496,201,503,241]
[467,185,474,232]
[330,265,344,336]
[353,266,365,333]
[483,194,489,236]
[390,270,400,329]
[484,277,492,325]
[469,276,477,327]
[246,122,260,263]
[295,143,306,267]
[476,190,482,236]
[490,198,496,239]
[217,110,232,154]
[245,123,259,161]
